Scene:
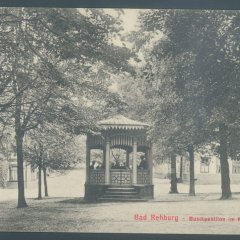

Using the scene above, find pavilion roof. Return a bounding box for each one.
[97,114,150,130]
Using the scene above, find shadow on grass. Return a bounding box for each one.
[26,197,112,206]
[59,194,208,204]
[59,198,140,205]
[198,192,240,201]
[60,197,98,204]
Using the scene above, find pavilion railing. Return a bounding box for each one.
[89,169,105,184]
[110,169,132,186]
[137,170,150,185]
[89,169,151,185]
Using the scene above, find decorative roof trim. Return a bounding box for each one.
[97,114,149,130]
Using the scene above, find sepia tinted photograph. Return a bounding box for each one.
[0,6,240,235]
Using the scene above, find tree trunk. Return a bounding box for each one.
[38,162,42,200]
[188,145,195,196]
[43,167,49,197]
[16,133,28,207]
[219,123,231,199]
[169,154,178,193]
[179,155,183,183]
[15,91,28,208]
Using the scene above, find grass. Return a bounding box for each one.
[1,194,240,234]
[0,169,240,234]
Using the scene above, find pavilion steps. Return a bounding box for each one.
[97,198,147,202]
[97,186,147,202]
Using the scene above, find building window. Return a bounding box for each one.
[232,162,240,174]
[185,162,189,173]
[9,165,18,181]
[200,157,210,173]
[216,164,221,173]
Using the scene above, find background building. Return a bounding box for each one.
[155,154,240,184]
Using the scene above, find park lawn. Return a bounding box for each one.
[0,195,240,234]
[0,197,94,232]
[1,170,240,234]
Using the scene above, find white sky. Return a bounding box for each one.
[79,8,140,33]
[78,8,151,92]
[103,8,141,34]
[78,8,141,48]
[107,9,142,50]
[121,9,140,32]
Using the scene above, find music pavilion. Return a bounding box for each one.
[84,114,154,201]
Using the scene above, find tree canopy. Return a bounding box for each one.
[0,8,134,207]
[121,9,240,199]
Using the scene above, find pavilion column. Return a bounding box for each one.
[103,149,106,167]
[126,150,130,167]
[105,138,110,184]
[85,142,91,183]
[132,138,137,185]
[148,144,153,185]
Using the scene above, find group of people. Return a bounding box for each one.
[90,160,104,170]
[111,161,129,170]
[90,155,148,170]
[138,156,148,170]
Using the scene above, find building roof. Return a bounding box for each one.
[97,114,149,130]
